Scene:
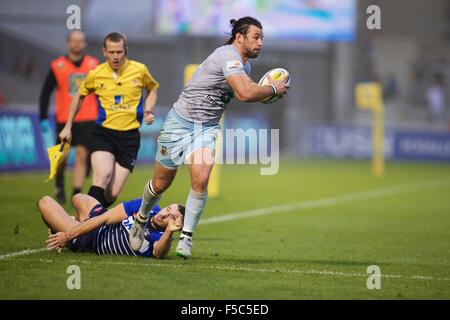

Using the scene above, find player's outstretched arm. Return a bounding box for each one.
[227,73,287,102]
[46,203,127,250]
[152,215,183,259]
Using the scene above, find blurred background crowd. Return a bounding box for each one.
[1,0,449,170]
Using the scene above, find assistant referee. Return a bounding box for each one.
[59,32,159,208]
[39,30,99,204]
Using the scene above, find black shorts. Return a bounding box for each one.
[68,204,106,253]
[90,124,140,172]
[56,121,95,149]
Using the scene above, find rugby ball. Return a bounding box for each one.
[258,68,291,104]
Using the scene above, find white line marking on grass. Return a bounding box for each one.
[200,178,450,225]
[1,177,450,262]
[0,248,47,260]
[10,257,450,283]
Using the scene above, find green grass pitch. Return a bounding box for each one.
[0,160,449,299]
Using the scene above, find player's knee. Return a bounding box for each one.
[71,193,84,208]
[37,196,52,213]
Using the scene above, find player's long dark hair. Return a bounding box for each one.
[226,16,263,45]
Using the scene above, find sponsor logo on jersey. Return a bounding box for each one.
[226,60,243,70]
[114,95,124,104]
[122,216,134,230]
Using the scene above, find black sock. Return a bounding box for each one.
[181,231,193,238]
[103,199,115,208]
[72,188,82,197]
[88,186,106,207]
[55,173,64,190]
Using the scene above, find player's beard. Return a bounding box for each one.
[246,47,260,59]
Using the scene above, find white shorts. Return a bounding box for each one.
[155,108,220,169]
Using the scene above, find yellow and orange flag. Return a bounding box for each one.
[45,142,70,182]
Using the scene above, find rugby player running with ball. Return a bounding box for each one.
[129,17,289,259]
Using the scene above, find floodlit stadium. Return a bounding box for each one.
[0,0,449,302]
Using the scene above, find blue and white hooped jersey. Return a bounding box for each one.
[95,199,163,257]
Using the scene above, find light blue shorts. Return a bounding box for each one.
[155,108,220,169]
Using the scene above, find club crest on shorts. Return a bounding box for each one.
[160,146,168,156]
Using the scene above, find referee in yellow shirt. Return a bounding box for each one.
[59,32,159,207]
